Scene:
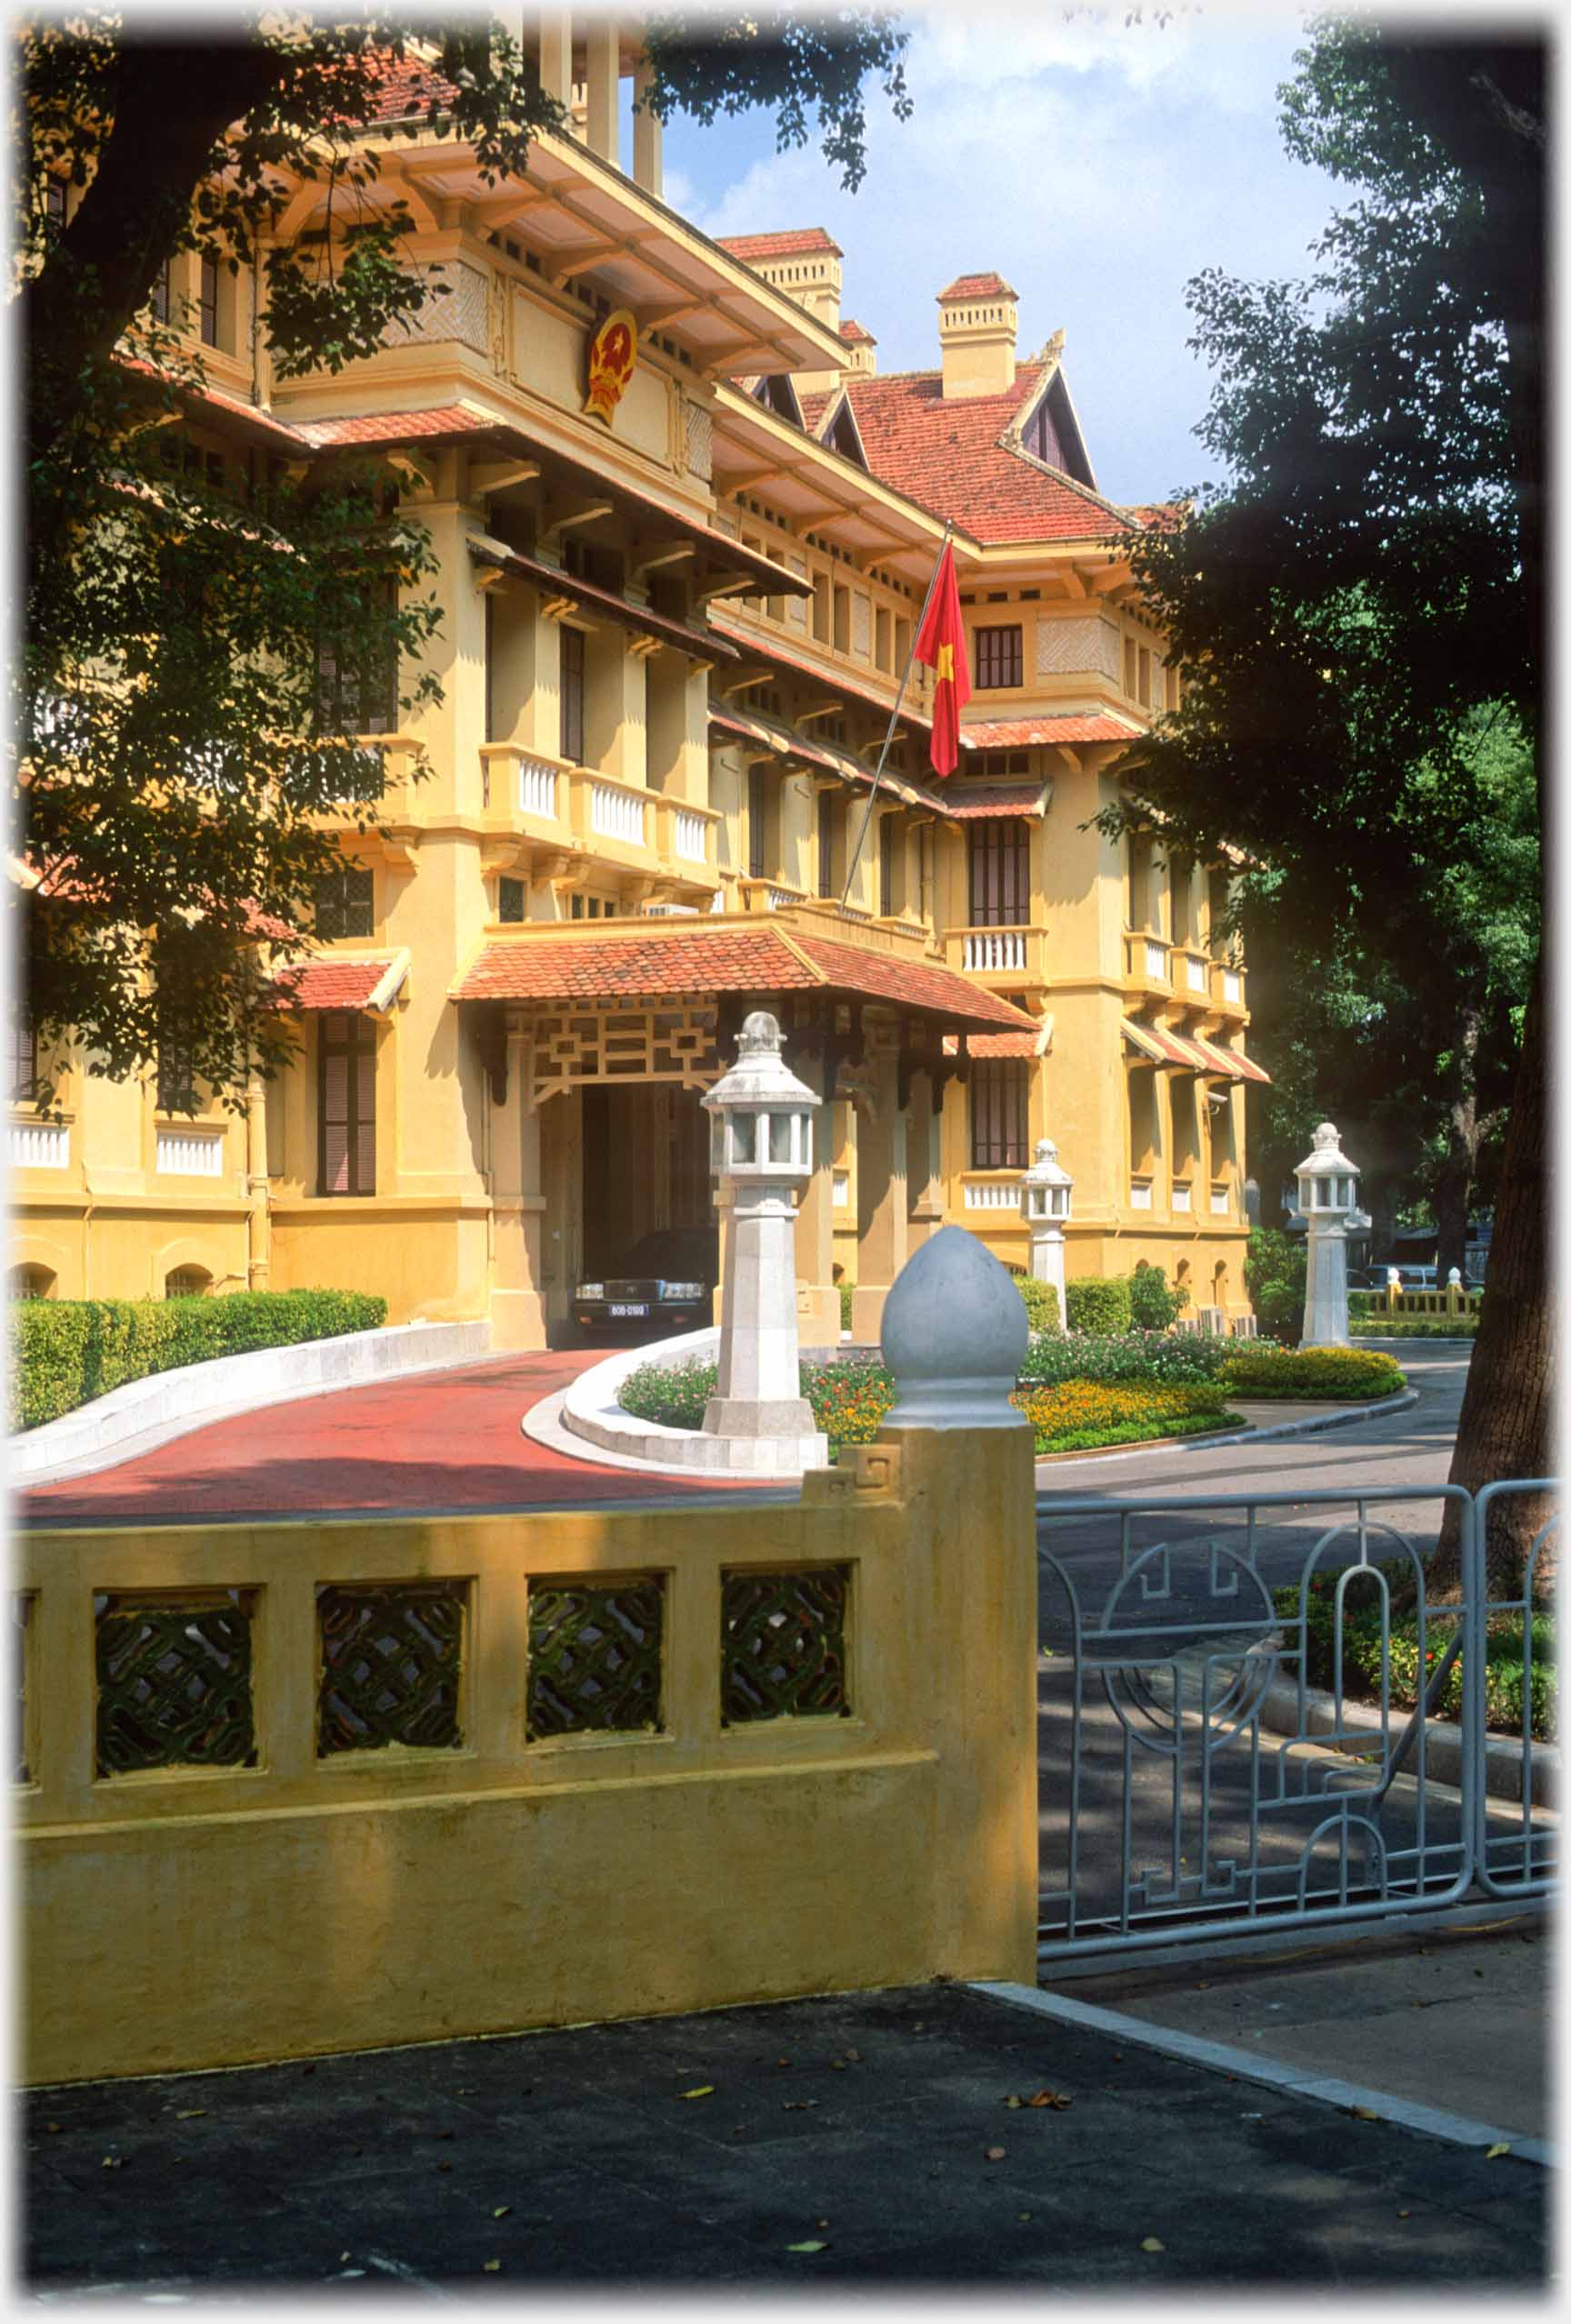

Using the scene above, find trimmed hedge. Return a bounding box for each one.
[11,1289,388,1432]
[1351,1316,1479,1339]
[1219,1344,1406,1400]
[1066,1276,1133,1335]
[1020,1327,1231,1387]
[838,1281,856,1335]
[1015,1277,1061,1335]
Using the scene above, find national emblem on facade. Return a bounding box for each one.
[584,307,637,424]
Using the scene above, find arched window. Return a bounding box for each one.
[10,1265,55,1300]
[165,1267,212,1299]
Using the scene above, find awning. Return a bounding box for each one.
[705,609,935,734]
[960,713,1142,749]
[469,540,744,664]
[943,1019,1051,1060]
[707,706,939,810]
[1122,1017,1210,1069]
[450,922,1036,1036]
[940,785,1046,820]
[269,952,409,1014]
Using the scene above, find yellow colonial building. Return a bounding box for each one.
[13,18,1266,1345]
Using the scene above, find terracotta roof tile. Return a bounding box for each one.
[961,713,1142,748]
[365,54,460,121]
[270,955,406,1013]
[450,924,1034,1031]
[835,366,1138,546]
[839,318,876,345]
[940,785,1045,820]
[717,228,842,263]
[942,1029,1041,1058]
[939,272,1016,303]
[706,609,934,732]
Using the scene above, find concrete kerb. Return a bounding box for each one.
[969,1980,1558,2166]
[1028,1385,1420,1478]
[10,1319,493,1488]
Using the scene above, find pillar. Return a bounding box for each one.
[906,1068,945,1250]
[794,1051,840,1348]
[851,1023,907,1344]
[632,56,663,195]
[245,1065,270,1291]
[489,1018,548,1349]
[538,10,572,105]
[584,16,618,162]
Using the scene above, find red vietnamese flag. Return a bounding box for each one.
[913,540,970,776]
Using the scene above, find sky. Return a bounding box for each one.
[659,2,1353,508]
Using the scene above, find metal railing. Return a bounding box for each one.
[1035,1480,1557,1960]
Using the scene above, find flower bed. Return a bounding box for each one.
[1218,1344,1406,1400]
[11,1288,389,1432]
[1272,1567,1556,1743]
[1018,1328,1232,1387]
[618,1356,1239,1457]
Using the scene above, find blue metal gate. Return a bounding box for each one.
[1036,1482,1557,1961]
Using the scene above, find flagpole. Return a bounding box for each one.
[837,518,955,918]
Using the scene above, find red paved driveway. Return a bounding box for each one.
[20,1351,766,1527]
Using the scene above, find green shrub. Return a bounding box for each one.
[1065,1276,1133,1336]
[1019,1328,1231,1387]
[1220,1344,1406,1400]
[1128,1261,1186,1332]
[11,1288,387,1432]
[1245,1227,1306,1344]
[1272,1565,1556,1742]
[1014,1377,1239,1454]
[1016,1277,1061,1335]
[1352,1316,1479,1338]
[838,1280,855,1335]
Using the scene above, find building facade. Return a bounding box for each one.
[13,18,1268,1343]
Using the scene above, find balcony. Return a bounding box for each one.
[962,1174,1022,1214]
[1211,958,1247,1016]
[1175,948,1212,1000]
[11,1117,68,1171]
[945,924,1047,987]
[1211,1183,1231,1217]
[736,877,812,915]
[155,1127,226,1178]
[475,749,722,889]
[1122,929,1171,1002]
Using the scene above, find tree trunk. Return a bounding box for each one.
[1433,1001,1483,1280]
[1433,959,1552,1596]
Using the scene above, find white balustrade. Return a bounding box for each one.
[156,1128,225,1177]
[1129,1178,1154,1212]
[964,1178,1019,1211]
[517,757,557,820]
[767,887,799,911]
[590,782,645,847]
[1144,938,1168,981]
[11,1121,68,1170]
[1173,1183,1193,1214]
[641,903,699,918]
[1211,1185,1230,1216]
[832,1169,849,1208]
[1186,955,1207,993]
[1223,967,1243,1003]
[674,809,708,864]
[963,929,1027,974]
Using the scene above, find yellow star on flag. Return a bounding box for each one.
[935,643,954,683]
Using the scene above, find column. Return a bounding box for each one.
[794,1053,840,1347]
[489,1018,547,1348]
[584,15,618,162]
[538,10,572,105]
[906,1068,945,1250]
[851,1020,907,1343]
[632,56,663,195]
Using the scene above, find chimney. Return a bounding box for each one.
[715,229,845,393]
[839,318,877,377]
[937,273,1018,399]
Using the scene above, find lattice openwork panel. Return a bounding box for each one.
[722,1567,852,1724]
[526,1577,664,1740]
[13,1594,33,1784]
[529,1007,720,1104]
[317,1583,465,1756]
[95,1592,256,1776]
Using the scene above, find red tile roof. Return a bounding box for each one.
[835,365,1138,546]
[1122,1017,1209,1070]
[939,272,1016,304]
[942,1029,1041,1058]
[717,228,842,263]
[270,956,405,1013]
[940,785,1045,820]
[706,609,934,732]
[365,54,459,121]
[450,924,1034,1032]
[839,318,876,345]
[961,713,1142,749]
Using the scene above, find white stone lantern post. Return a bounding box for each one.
[1294,1121,1369,1347]
[700,1011,828,1470]
[1020,1137,1072,1321]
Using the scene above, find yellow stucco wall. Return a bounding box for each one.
[19,1419,1038,2084]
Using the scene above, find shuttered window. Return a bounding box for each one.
[974,625,1022,689]
[747,765,768,880]
[816,790,837,900]
[317,1013,376,1197]
[8,1016,37,1104]
[879,816,896,918]
[968,822,1030,927]
[156,1041,198,1116]
[316,585,399,736]
[969,1060,1028,1170]
[559,625,585,765]
[199,255,220,346]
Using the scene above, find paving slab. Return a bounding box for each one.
[22,1980,1549,2292]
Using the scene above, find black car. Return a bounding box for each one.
[573,1227,719,1339]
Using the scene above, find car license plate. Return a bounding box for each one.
[610,1303,647,1318]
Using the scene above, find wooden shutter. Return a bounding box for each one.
[970,1060,1027,1169]
[318,1014,375,1197]
[879,816,895,917]
[8,1016,36,1103]
[817,791,836,899]
[560,626,585,765]
[355,1035,376,1195]
[747,766,767,880]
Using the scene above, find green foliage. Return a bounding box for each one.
[1018,1330,1231,1388]
[1272,1564,1555,1742]
[1220,1344,1406,1400]
[12,1287,386,1431]
[1016,1277,1060,1335]
[1128,1261,1186,1332]
[1065,1276,1133,1336]
[1244,1228,1306,1343]
[838,1280,856,1335]
[641,11,911,193]
[1351,1315,1480,1338]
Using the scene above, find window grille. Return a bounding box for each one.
[974,625,1023,689]
[313,866,374,940]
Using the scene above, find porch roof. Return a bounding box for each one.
[268,952,409,1013]
[449,920,1036,1034]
